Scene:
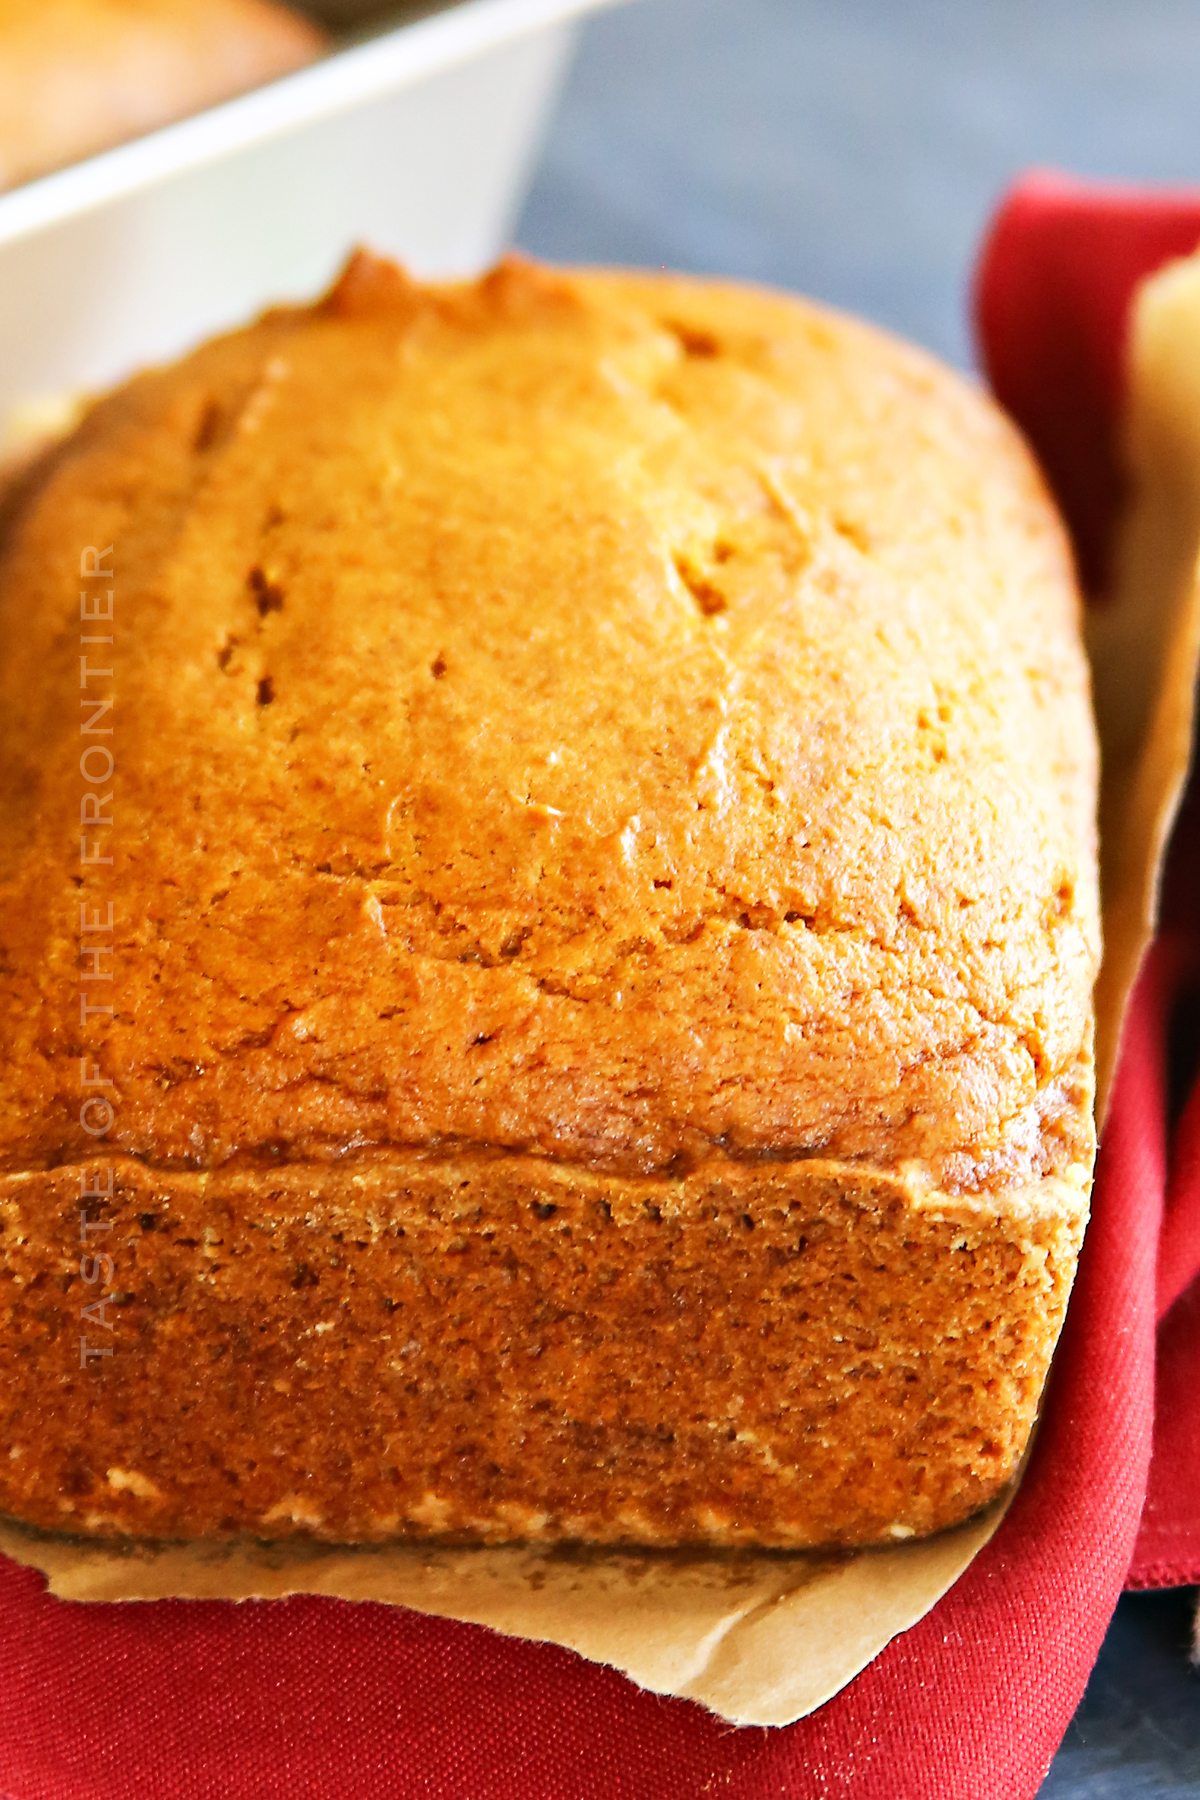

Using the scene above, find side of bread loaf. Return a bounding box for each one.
[0,255,1098,1547]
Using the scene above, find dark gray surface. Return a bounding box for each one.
[516,1,1200,1789]
[518,0,1200,369]
[1041,1590,1200,1798]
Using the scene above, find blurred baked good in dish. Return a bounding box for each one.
[0,0,327,191]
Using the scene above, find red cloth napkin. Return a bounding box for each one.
[1128,770,1200,1588]
[975,172,1200,1601]
[1,175,1198,1800]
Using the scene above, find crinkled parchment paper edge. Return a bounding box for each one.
[1090,245,1200,1117]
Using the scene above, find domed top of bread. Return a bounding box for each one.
[0,252,1098,1195]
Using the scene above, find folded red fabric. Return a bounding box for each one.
[974,171,1200,594]
[1130,776,1200,1589]
[976,172,1200,1599]
[1,175,1197,1800]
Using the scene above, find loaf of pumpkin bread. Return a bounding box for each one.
[0,253,1098,1549]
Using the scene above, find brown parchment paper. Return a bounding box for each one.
[3,251,1200,1728]
[1089,245,1200,1117]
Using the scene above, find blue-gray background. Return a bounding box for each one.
[517,2,1200,1791]
[519,0,1200,370]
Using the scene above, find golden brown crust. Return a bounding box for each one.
[0,254,1098,1190]
[0,255,1099,1548]
[0,0,326,191]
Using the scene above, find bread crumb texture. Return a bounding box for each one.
[0,255,1099,1547]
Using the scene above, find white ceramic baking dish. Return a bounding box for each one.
[0,0,617,424]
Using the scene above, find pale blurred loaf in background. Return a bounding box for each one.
[0,0,327,192]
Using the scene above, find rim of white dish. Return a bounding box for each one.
[0,0,621,251]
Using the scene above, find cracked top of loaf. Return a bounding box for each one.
[0,253,1099,1192]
